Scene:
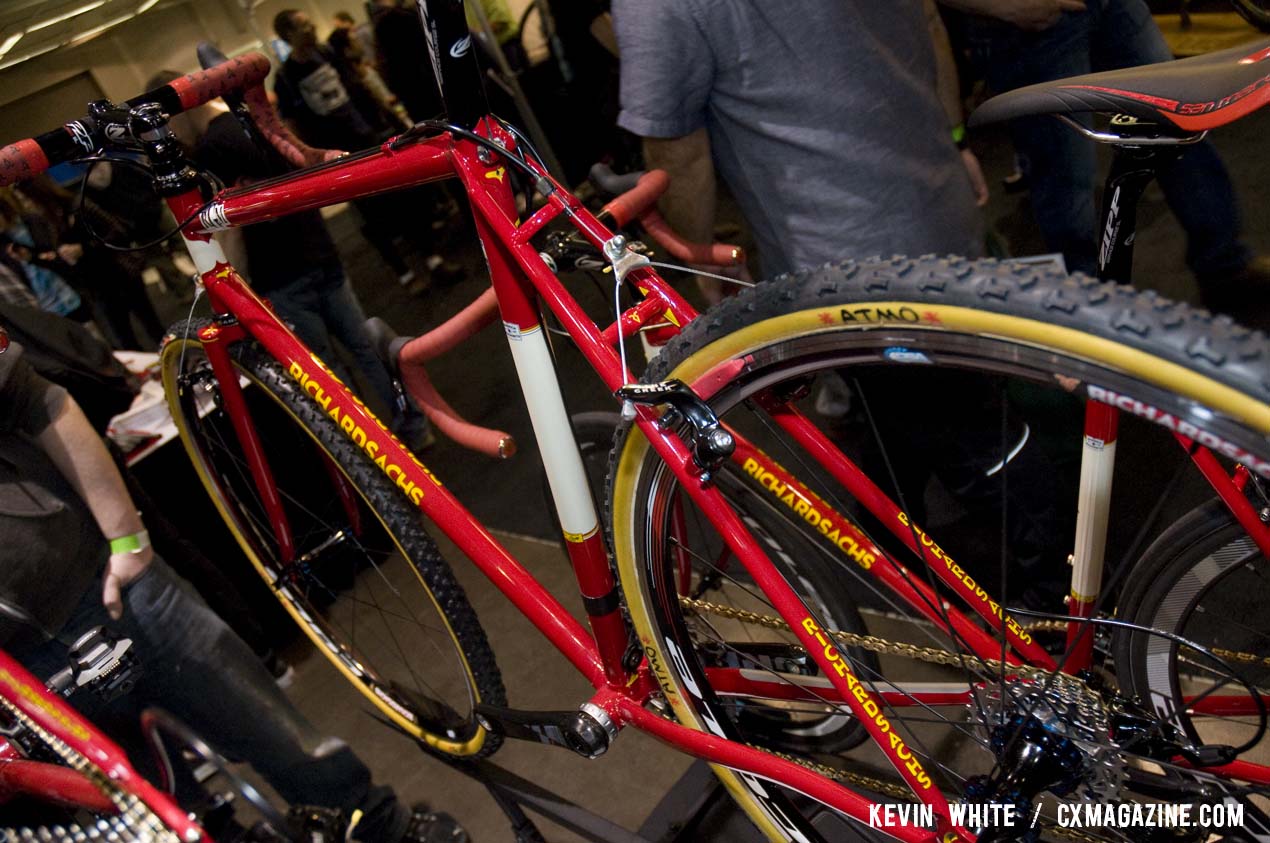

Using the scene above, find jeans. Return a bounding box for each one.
[15,559,409,843]
[967,0,1249,279]
[266,266,397,413]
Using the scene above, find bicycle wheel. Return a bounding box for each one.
[1233,0,1270,32]
[1115,498,1270,754]
[608,256,1270,841]
[160,319,505,758]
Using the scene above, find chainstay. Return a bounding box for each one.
[683,596,1229,843]
[751,743,1104,843]
[681,595,1270,681]
[680,595,1066,683]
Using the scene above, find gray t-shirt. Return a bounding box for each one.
[615,0,983,278]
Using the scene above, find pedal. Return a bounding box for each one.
[474,703,619,758]
[615,380,734,480]
[48,627,140,703]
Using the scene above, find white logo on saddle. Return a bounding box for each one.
[450,35,471,58]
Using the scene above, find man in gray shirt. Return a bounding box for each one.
[614,0,984,281]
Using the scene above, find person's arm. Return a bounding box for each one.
[927,0,988,207]
[34,395,152,619]
[938,0,1085,31]
[613,0,723,298]
[643,129,733,305]
[642,129,717,255]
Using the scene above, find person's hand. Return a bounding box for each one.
[56,243,83,265]
[102,545,152,620]
[961,148,990,207]
[999,0,1086,31]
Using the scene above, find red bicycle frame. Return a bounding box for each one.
[161,98,1270,836]
[0,649,205,840]
[0,27,1264,843]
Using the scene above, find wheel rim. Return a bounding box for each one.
[615,314,1270,840]
[162,336,487,754]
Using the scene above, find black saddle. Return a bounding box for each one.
[969,38,1270,133]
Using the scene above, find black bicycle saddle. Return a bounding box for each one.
[969,38,1270,133]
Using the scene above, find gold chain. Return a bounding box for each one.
[679,595,1061,682]
[680,596,1270,679]
[680,595,1252,843]
[1208,646,1270,669]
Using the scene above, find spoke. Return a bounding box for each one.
[1192,606,1270,645]
[184,363,470,719]
[847,379,998,751]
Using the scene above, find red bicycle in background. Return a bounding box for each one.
[4,2,1270,839]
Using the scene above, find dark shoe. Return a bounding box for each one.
[401,806,467,843]
[1200,255,1270,316]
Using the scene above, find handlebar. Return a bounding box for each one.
[0,51,272,188]
[597,168,745,269]
[600,170,669,228]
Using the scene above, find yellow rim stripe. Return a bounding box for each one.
[669,303,1270,433]
[161,339,487,756]
[612,300,1270,841]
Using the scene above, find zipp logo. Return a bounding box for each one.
[450,35,471,58]
[1099,186,1121,270]
[104,124,129,142]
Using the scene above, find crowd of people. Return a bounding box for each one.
[0,1,1267,842]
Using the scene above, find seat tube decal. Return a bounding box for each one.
[1067,400,1118,668]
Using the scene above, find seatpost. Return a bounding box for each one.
[415,0,490,130]
[1095,144,1180,283]
[1091,114,1191,283]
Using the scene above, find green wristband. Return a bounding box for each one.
[951,123,968,150]
[109,529,150,555]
